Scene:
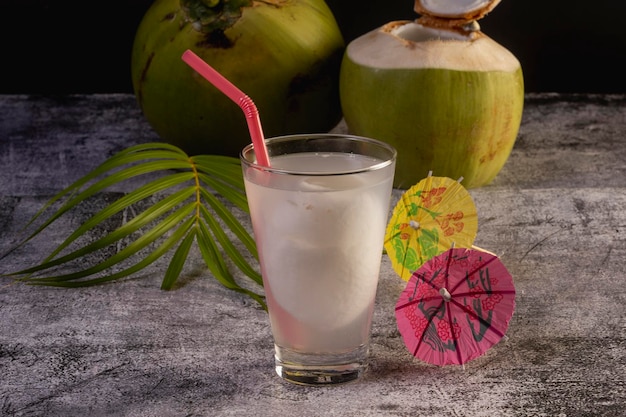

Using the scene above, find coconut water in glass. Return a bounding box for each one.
[240,134,396,385]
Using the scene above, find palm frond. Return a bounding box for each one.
[1,143,266,310]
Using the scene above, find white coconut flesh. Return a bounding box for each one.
[347,21,520,73]
[417,0,501,19]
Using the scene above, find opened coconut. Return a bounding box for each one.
[339,0,524,188]
[131,0,344,157]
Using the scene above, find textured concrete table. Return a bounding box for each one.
[1,94,625,416]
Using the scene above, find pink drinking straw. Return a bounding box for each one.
[181,49,271,167]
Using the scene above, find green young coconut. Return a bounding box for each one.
[339,0,523,189]
[131,0,345,157]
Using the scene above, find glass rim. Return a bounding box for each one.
[239,133,397,176]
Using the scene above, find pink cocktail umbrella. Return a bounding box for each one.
[395,247,516,366]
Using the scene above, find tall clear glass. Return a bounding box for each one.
[240,134,396,385]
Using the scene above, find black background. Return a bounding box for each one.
[1,0,625,94]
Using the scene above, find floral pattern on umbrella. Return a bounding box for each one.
[395,247,516,366]
[385,175,478,281]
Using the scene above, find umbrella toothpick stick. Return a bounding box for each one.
[439,288,452,302]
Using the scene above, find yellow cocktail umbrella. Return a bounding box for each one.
[384,174,478,281]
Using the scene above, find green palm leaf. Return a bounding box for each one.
[1,143,266,310]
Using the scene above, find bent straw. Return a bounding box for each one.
[181,49,271,167]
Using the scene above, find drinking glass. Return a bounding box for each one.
[240,134,396,385]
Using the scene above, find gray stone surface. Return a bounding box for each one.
[1,94,625,416]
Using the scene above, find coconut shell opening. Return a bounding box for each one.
[385,20,472,42]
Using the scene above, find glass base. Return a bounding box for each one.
[274,344,368,386]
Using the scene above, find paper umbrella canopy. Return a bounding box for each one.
[395,247,516,366]
[385,175,478,281]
